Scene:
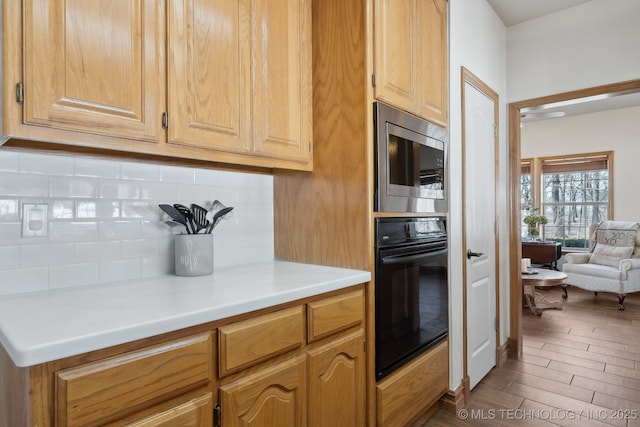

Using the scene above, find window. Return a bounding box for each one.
[520,158,533,236]
[521,152,612,249]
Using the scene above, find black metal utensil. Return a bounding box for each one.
[159,204,190,233]
[190,204,209,233]
[174,204,195,234]
[206,206,234,233]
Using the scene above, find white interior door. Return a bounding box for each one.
[464,78,497,389]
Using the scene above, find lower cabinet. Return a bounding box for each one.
[219,356,307,427]
[307,331,366,427]
[19,286,366,427]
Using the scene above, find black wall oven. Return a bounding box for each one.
[375,217,448,380]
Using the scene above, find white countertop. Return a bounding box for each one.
[0,261,370,367]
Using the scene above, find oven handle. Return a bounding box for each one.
[380,248,448,266]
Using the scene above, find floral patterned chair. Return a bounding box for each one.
[562,221,640,310]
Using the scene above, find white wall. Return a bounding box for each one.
[507,0,640,102]
[522,106,640,221]
[449,0,508,391]
[0,151,274,295]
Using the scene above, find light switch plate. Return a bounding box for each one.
[22,203,49,237]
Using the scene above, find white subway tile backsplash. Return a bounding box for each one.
[100,258,142,283]
[0,173,48,197]
[0,246,20,270]
[20,153,75,176]
[50,176,98,198]
[0,151,274,296]
[0,267,49,294]
[0,151,20,172]
[121,161,161,181]
[121,238,160,258]
[160,165,194,184]
[0,199,19,221]
[75,241,121,262]
[51,200,75,219]
[49,263,100,289]
[75,157,120,179]
[100,220,141,241]
[99,180,141,199]
[0,223,23,245]
[20,243,75,267]
[49,221,100,243]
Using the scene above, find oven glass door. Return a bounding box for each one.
[375,242,448,380]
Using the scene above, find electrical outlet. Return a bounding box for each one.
[22,203,49,237]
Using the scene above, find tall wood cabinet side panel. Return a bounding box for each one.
[273,0,371,270]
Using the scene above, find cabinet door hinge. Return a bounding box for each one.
[363,340,366,352]
[371,74,376,87]
[16,82,24,105]
[214,402,221,426]
[309,142,311,153]
[162,112,169,129]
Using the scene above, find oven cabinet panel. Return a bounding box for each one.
[307,330,366,427]
[373,0,448,127]
[376,339,449,427]
[54,332,213,427]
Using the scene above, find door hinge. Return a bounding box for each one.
[16,82,24,105]
[162,112,169,129]
[214,402,221,426]
[495,317,499,331]
[363,340,366,353]
[371,74,376,87]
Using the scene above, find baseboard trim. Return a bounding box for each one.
[506,337,520,359]
[497,340,509,367]
[440,381,467,413]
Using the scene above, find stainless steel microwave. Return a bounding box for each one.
[374,102,448,213]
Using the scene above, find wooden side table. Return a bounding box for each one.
[521,268,567,316]
[522,241,562,270]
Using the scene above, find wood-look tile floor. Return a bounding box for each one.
[425,286,640,427]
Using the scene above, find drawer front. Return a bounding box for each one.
[218,306,304,377]
[307,289,364,342]
[56,333,212,427]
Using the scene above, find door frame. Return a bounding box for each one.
[461,67,501,394]
[507,78,640,358]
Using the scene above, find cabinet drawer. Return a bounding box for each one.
[376,339,448,427]
[218,306,304,377]
[55,333,212,427]
[307,289,364,342]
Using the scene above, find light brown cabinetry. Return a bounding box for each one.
[3,0,312,170]
[376,339,449,427]
[0,286,365,426]
[54,332,213,426]
[217,288,366,427]
[275,1,450,425]
[373,0,448,126]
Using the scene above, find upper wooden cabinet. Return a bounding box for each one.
[23,0,164,143]
[373,0,448,127]
[3,0,312,170]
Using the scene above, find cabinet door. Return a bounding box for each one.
[415,0,448,126]
[251,0,312,163]
[307,331,366,427]
[126,393,213,427]
[373,0,416,112]
[167,0,250,154]
[23,0,164,142]
[220,356,306,427]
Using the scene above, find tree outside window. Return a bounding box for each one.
[521,152,612,249]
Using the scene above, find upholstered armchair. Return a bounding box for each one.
[562,221,640,310]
